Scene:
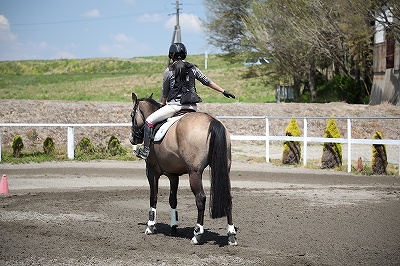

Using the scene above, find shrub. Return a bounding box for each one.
[76,137,95,154]
[43,137,55,155]
[12,134,24,158]
[372,131,387,175]
[321,117,342,169]
[317,75,367,104]
[107,135,126,156]
[282,118,301,164]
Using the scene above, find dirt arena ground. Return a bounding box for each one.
[1,100,400,265]
[1,160,399,265]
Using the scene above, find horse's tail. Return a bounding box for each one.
[207,119,232,219]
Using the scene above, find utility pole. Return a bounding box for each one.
[171,0,182,44]
[168,0,182,66]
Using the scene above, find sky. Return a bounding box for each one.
[0,0,215,61]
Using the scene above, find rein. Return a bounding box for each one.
[131,100,146,140]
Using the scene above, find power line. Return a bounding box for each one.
[10,10,168,27]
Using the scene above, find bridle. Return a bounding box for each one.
[130,100,146,143]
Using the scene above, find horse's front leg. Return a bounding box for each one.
[189,172,206,244]
[145,167,160,235]
[168,175,179,231]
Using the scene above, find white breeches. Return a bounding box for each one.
[146,103,197,126]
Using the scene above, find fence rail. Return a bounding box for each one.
[219,116,400,175]
[1,116,400,174]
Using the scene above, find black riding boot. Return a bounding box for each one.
[135,124,152,159]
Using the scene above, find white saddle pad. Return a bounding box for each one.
[154,115,184,142]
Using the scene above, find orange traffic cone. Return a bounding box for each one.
[0,174,9,194]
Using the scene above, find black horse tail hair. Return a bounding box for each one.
[207,119,232,219]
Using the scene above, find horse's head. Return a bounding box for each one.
[129,93,161,145]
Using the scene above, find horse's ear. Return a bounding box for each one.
[132,93,138,103]
[148,93,154,99]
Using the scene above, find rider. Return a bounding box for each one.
[135,42,236,159]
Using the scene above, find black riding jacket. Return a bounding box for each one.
[162,61,211,103]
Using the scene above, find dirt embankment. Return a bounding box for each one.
[0,100,399,149]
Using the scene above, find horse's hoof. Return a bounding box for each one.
[145,226,155,235]
[228,240,238,246]
[191,235,201,245]
[171,225,178,232]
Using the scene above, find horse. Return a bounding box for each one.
[129,93,237,246]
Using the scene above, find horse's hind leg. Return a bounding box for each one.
[145,169,159,235]
[189,172,206,244]
[226,210,238,246]
[168,175,179,231]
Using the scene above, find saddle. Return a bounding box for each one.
[153,109,195,142]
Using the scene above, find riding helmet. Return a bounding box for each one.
[169,43,187,60]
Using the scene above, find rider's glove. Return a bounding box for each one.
[222,90,235,99]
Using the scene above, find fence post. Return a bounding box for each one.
[266,117,270,163]
[0,129,2,162]
[67,126,74,160]
[347,118,351,173]
[303,118,307,166]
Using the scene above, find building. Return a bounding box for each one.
[370,7,400,105]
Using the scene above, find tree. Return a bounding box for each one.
[243,0,324,101]
[204,0,399,103]
[367,0,400,43]
[243,0,378,102]
[202,0,250,57]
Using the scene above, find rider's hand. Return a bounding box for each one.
[222,90,235,99]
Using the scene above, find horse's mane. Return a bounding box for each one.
[139,97,162,109]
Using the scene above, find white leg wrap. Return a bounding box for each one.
[147,207,156,227]
[145,207,157,235]
[227,224,238,246]
[193,223,204,236]
[170,208,179,227]
[227,224,236,234]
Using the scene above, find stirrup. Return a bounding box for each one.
[134,145,149,159]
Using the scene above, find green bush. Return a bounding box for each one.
[372,131,387,175]
[12,134,24,158]
[282,118,301,164]
[43,137,55,155]
[107,136,126,156]
[317,75,367,104]
[77,137,95,154]
[321,117,342,169]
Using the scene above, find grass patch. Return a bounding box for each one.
[0,145,140,163]
[350,162,399,176]
[0,55,275,103]
[0,147,68,163]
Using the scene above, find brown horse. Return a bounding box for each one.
[129,93,237,245]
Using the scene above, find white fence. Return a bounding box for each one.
[1,116,400,174]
